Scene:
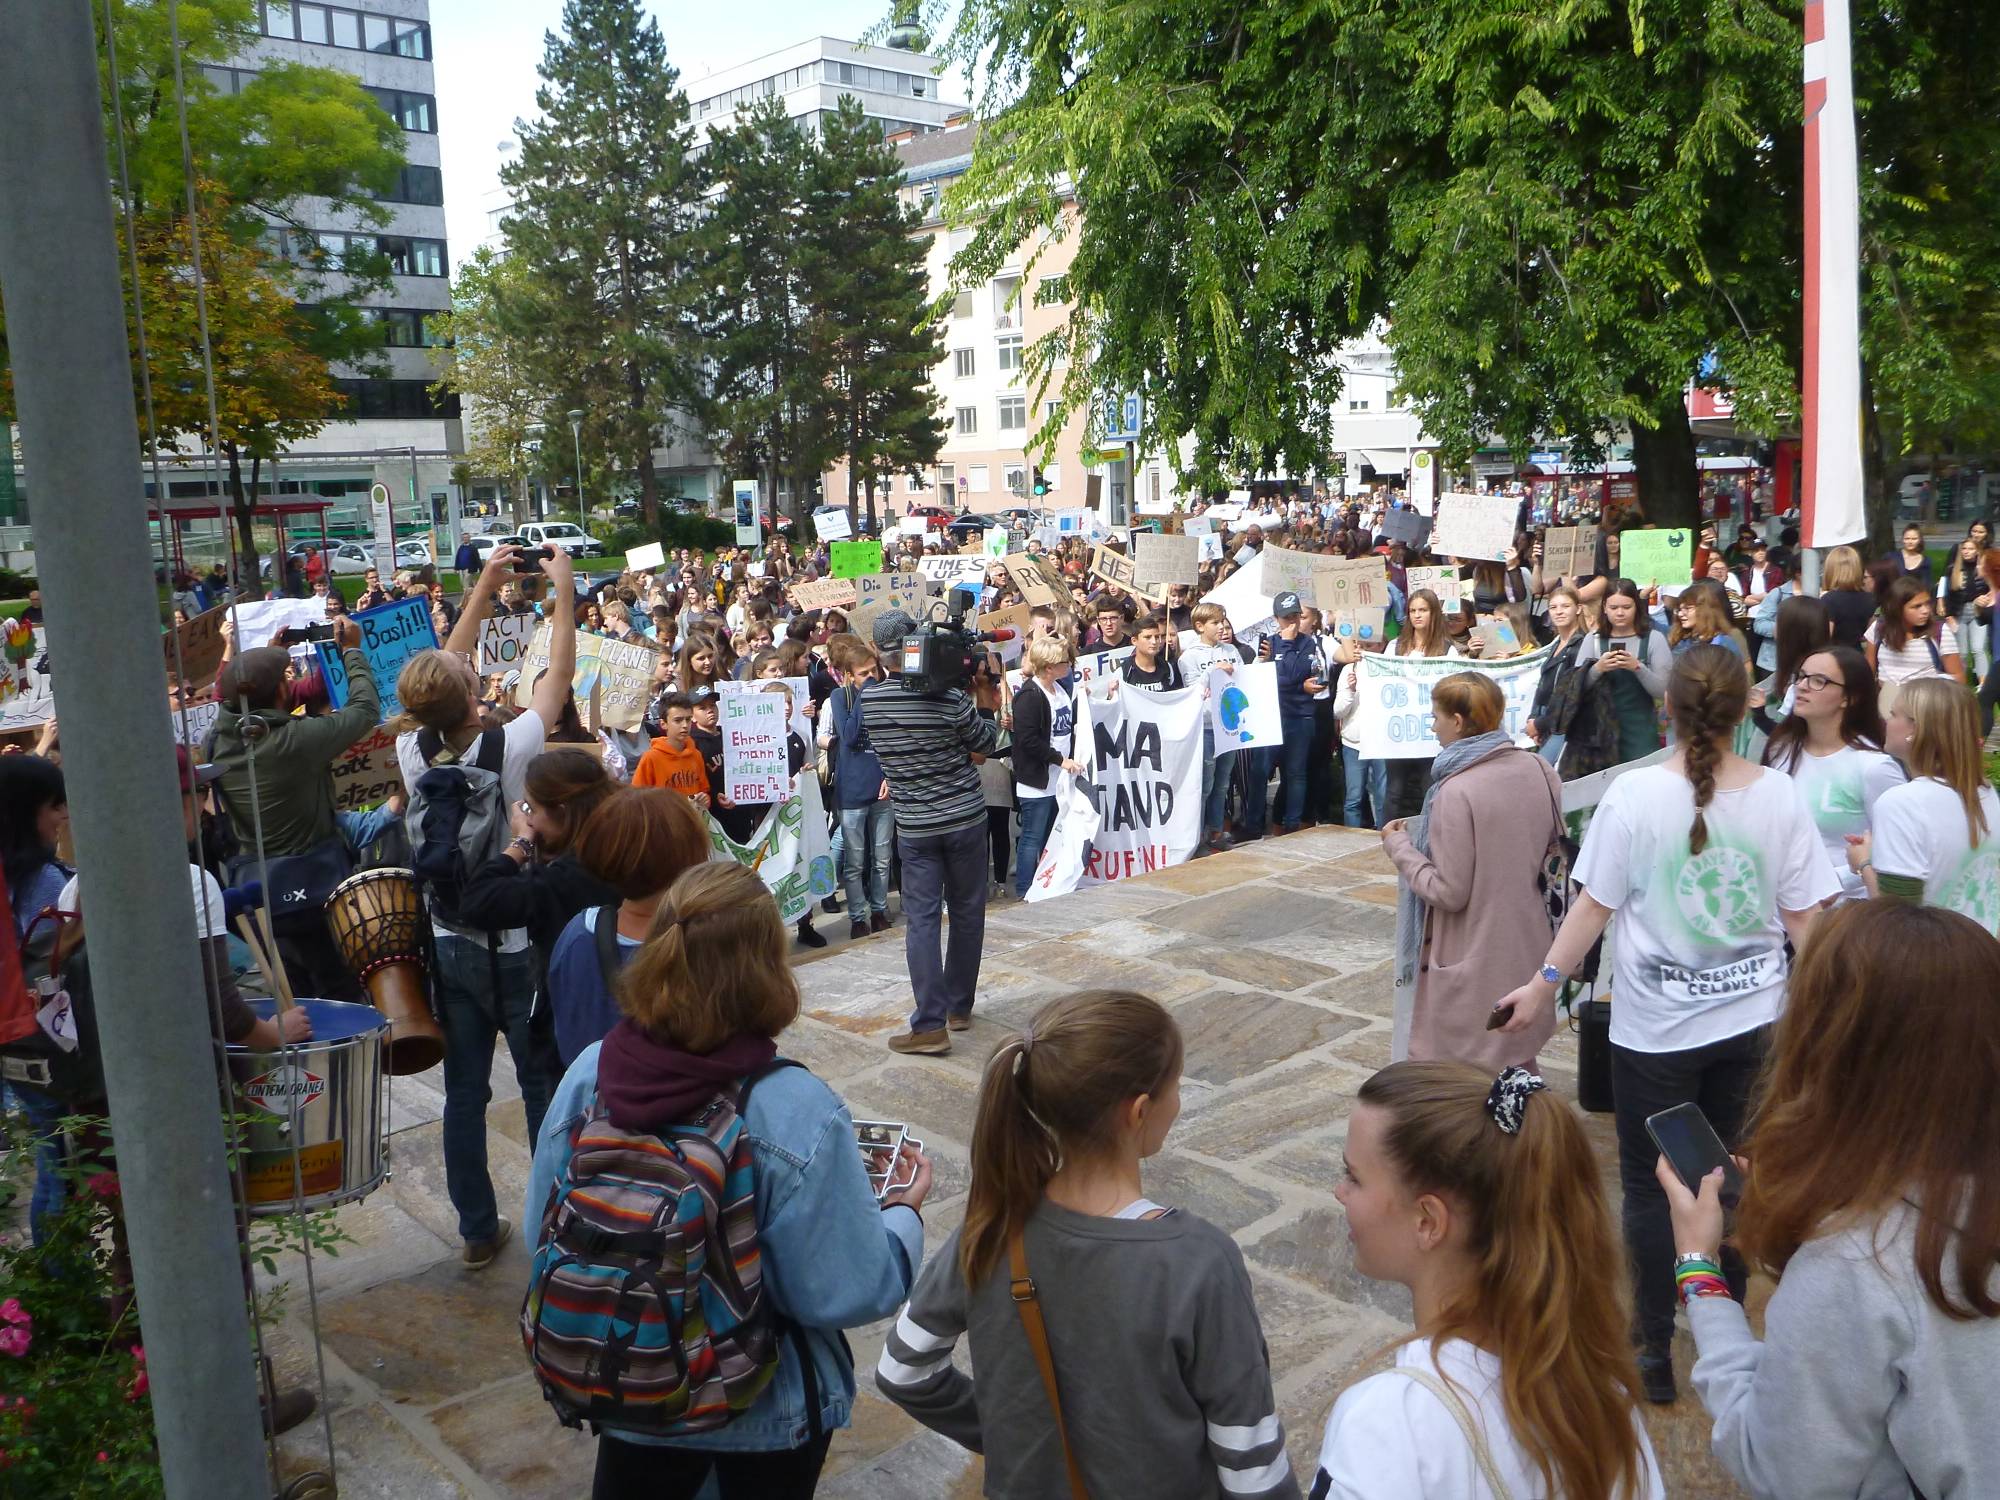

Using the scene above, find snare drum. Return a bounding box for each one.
[325,868,444,1075]
[228,998,388,1215]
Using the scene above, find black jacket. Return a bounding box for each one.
[1011,678,1073,792]
[456,852,619,998]
[1529,631,1587,738]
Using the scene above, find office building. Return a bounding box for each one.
[688,36,966,146]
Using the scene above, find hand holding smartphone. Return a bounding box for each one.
[1646,1103,1744,1210]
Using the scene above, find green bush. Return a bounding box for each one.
[0,569,34,601]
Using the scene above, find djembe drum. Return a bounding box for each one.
[324,868,444,1075]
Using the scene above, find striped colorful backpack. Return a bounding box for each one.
[522,1060,801,1435]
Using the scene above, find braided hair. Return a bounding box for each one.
[1668,644,1750,855]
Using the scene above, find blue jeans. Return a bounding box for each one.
[898,822,988,1032]
[1341,747,1388,829]
[1278,715,1316,829]
[8,1083,68,1247]
[434,934,557,1244]
[1203,748,1237,836]
[1014,796,1060,897]
[838,801,893,916]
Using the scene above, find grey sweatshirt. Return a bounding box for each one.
[1688,1203,2000,1499]
[877,1203,1300,1499]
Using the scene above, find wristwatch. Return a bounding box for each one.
[1538,962,1564,986]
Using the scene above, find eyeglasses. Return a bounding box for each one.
[1797,672,1846,692]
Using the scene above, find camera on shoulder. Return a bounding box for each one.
[896,586,1004,695]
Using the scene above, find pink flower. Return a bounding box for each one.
[84,1172,120,1200]
[96,1450,108,1463]
[126,1371,149,1402]
[0,1301,25,1328]
[0,1329,28,1359]
[129,1345,144,1365]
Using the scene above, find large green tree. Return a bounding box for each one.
[501,0,707,524]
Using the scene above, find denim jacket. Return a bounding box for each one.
[524,1042,925,1452]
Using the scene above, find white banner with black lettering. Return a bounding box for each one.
[705,773,837,924]
[1026,682,1205,901]
[1354,643,1554,760]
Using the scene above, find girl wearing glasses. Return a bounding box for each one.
[1759,645,1905,902]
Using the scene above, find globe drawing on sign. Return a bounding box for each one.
[1217,684,1254,744]
[1673,846,1763,940]
[1938,851,2000,935]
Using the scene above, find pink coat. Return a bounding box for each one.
[1382,748,1562,1072]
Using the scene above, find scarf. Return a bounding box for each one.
[595,1020,777,1134]
[1394,728,1520,986]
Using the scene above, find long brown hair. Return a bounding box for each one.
[1875,574,1935,654]
[1895,677,1991,847]
[522,749,617,856]
[1669,578,1744,655]
[1738,901,2000,1319]
[1667,644,1749,856]
[1401,588,1449,656]
[615,863,800,1051]
[1360,1062,1646,1500]
[1760,643,1882,775]
[959,990,1182,1288]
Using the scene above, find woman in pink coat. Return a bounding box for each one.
[1380,672,1562,1070]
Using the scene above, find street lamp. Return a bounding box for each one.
[524,421,545,523]
[567,408,584,518]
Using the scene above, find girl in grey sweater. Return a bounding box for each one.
[1658,899,2000,1500]
[877,990,1298,1499]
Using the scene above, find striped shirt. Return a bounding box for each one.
[856,680,999,839]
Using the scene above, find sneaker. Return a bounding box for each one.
[261,1383,317,1437]
[462,1218,512,1269]
[795,920,829,950]
[870,911,892,934]
[1637,1350,1676,1405]
[946,1012,973,1032]
[888,1029,951,1056]
[1209,831,1236,853]
[850,920,871,942]
[821,894,842,914]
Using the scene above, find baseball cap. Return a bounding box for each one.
[175,744,221,793]
[689,684,719,705]
[1272,591,1303,618]
[871,609,916,652]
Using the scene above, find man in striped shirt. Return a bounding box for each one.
[858,611,1000,1056]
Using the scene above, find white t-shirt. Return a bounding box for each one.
[1312,1339,1666,1500]
[1864,618,1958,685]
[1872,777,2000,936]
[397,711,548,952]
[1574,764,1842,1052]
[1018,679,1073,801]
[1782,743,1906,901]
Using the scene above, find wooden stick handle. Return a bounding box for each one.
[251,906,297,1014]
[232,912,279,998]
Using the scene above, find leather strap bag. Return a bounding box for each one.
[1008,1227,1090,1500]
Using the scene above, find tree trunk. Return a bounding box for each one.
[613,233,660,527]
[512,470,530,530]
[1628,394,1699,530]
[224,442,258,590]
[1860,360,1898,557]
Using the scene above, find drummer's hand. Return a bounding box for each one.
[280,1007,312,1044]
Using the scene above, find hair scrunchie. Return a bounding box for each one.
[1485,1066,1547,1135]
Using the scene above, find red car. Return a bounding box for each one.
[900,504,957,533]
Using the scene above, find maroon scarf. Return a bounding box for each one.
[595,1020,777,1133]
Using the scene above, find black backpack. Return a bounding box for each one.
[407,726,509,926]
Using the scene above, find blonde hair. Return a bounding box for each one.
[1822,545,1865,591]
[1027,635,1073,672]
[393,648,476,735]
[1190,602,1229,629]
[1896,678,1990,847]
[615,864,800,1050]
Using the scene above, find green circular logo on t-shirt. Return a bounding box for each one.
[1674,846,1765,940]
[1938,850,2000,936]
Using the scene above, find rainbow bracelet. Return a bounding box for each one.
[1674,1256,1732,1305]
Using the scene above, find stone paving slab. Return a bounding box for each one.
[260,831,1747,1498]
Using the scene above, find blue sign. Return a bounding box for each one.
[1528,450,1564,466]
[1101,392,1143,443]
[317,596,438,720]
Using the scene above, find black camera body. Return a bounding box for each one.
[896,586,985,695]
[278,622,341,645]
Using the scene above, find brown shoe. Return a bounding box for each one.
[850,920,871,941]
[888,1029,950,1056]
[946,1012,972,1032]
[462,1217,513,1269]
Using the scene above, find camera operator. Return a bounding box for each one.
[858,609,999,1057]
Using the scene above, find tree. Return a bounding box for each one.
[810,96,948,534]
[690,99,837,525]
[501,0,707,524]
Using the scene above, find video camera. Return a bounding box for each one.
[896,586,1016,694]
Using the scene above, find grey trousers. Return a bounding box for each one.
[896,820,988,1033]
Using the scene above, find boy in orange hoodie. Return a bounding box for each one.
[631,692,708,805]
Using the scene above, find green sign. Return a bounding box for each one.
[0,422,16,520]
[829,539,884,579]
[1618,527,1694,589]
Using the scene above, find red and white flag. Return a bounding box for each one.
[1802,0,1867,548]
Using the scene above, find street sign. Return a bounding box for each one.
[1100,392,1143,442]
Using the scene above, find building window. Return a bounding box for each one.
[330,8,361,47]
[951,291,973,319]
[947,226,974,255]
[332,378,459,420]
[379,236,447,277]
[1037,274,1068,304]
[367,88,436,134]
[952,348,975,379]
[263,3,430,58]
[370,308,445,347]
[938,464,956,491]
[905,472,924,493]
[1150,469,1164,504]
[1043,400,1062,424]
[296,4,331,43]
[1348,398,1370,411]
[374,164,444,207]
[992,275,1020,329]
[996,333,1023,376]
[955,406,977,435]
[1004,463,1027,497]
[997,395,1027,431]
[967,465,990,493]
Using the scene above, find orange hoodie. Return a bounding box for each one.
[633,735,709,799]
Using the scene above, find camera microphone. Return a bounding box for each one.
[976,627,1019,643]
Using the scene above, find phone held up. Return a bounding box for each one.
[1645,1102,1744,1210]
[511,546,556,573]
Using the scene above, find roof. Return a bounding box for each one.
[148,497,337,520]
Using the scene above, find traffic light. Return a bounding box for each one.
[1031,466,1048,497]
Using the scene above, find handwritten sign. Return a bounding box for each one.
[1207,659,1283,750]
[1258,544,1321,600]
[830,540,883,579]
[1405,566,1458,601]
[716,676,813,744]
[983,526,1010,561]
[328,723,405,815]
[1541,523,1599,581]
[1074,644,1134,683]
[1432,493,1518,562]
[1131,532,1198,590]
[813,508,853,543]
[166,605,228,691]
[721,692,790,804]
[594,636,660,731]
[1312,557,1390,615]
[1332,607,1389,644]
[1380,509,1430,550]
[848,572,934,638]
[1003,551,1070,609]
[477,614,536,676]
[787,576,858,612]
[1617,528,1694,589]
[317,596,437,720]
[917,555,987,588]
[172,698,222,749]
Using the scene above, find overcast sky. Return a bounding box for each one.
[430,0,953,260]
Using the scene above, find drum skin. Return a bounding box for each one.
[324,868,444,1076]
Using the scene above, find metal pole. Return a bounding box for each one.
[0,7,267,1497]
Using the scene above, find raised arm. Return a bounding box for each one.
[442,544,519,660]
[529,549,579,729]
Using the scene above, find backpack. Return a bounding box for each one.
[521,1058,809,1438]
[407,726,509,927]
[0,901,105,1107]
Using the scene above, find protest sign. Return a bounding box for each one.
[317,596,437,720]
[1087,543,1160,603]
[1473,613,1523,657]
[896,514,926,537]
[1313,557,1390,615]
[1182,515,1213,536]
[328,723,404,815]
[1204,552,1272,632]
[983,527,1010,560]
[721,691,790,804]
[812,508,853,543]
[165,605,228,691]
[716,676,812,744]
[1332,608,1389,645]
[1404,565,1458,599]
[594,636,659,731]
[977,604,1032,638]
[226,597,326,647]
[510,622,612,712]
[1074,644,1135,684]
[1131,532,1198,590]
[476,614,536,676]
[705,773,836,923]
[788,576,858,611]
[1206,659,1284,751]
[1380,509,1431,550]
[1003,551,1069,609]
[917,555,986,588]
[1541,523,1599,581]
[171,698,222,749]
[1617,528,1694,588]
[1433,492,1518,561]
[848,572,933,637]
[829,540,883,578]
[1408,449,1438,515]
[1205,503,1245,523]
[1354,642,1553,759]
[625,541,666,571]
[1257,544,1321,601]
[1027,682,1204,900]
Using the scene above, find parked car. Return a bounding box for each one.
[944,512,1012,545]
[260,540,371,580]
[900,504,956,532]
[395,538,433,567]
[518,520,606,558]
[466,533,530,564]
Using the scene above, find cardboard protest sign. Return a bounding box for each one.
[788,576,858,611]
[1182,514,1213,536]
[328,723,404,815]
[1206,659,1283,751]
[716,676,812,744]
[1380,509,1431,550]
[1617,528,1694,589]
[317,596,437,720]
[1432,493,1518,562]
[476,614,537,676]
[593,636,660,731]
[1205,503,1245,523]
[1131,532,1198,590]
[917,555,986,588]
[1087,543,1162,603]
[813,508,853,543]
[1355,642,1553,758]
[721,691,790,804]
[1332,608,1389,645]
[1003,551,1069,609]
[977,603,1032,637]
[829,540,883,578]
[171,697,222,748]
[1026,680,1205,901]
[1404,565,1458,600]
[625,541,666,571]
[1541,523,1599,581]
[847,572,934,638]
[1312,557,1390,615]
[1473,613,1523,657]
[705,772,836,923]
[165,606,228,691]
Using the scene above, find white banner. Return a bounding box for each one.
[1027,682,1205,900]
[1204,551,1273,632]
[225,597,327,647]
[706,773,837,924]
[1355,643,1553,759]
[626,541,666,571]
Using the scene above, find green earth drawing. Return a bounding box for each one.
[1673,846,1765,940]
[1937,850,2000,935]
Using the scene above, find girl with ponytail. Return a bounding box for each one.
[1493,644,1841,1402]
[878,990,1298,1499]
[1310,1061,1664,1499]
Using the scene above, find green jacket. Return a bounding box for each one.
[208,647,380,855]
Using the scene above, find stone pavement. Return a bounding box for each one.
[261,825,1752,1497]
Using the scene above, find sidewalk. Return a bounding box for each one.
[256,825,1748,1497]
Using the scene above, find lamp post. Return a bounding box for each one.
[567,408,585,519]
[523,421,545,524]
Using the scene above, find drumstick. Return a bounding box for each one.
[233,912,280,996]
[252,906,298,1014]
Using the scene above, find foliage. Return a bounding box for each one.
[600,513,735,557]
[501,0,709,523]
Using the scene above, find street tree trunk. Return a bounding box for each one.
[1628,394,1699,530]
[223,441,258,590]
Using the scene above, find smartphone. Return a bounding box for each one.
[511,546,556,572]
[1645,1103,1744,1209]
